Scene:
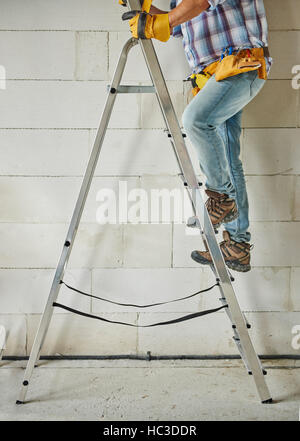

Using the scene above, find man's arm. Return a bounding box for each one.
[151,0,210,27]
[169,0,209,27]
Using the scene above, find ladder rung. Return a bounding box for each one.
[107,85,156,94]
[165,131,187,138]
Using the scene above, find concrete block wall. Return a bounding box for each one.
[0,0,299,357]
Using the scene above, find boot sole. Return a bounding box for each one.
[225,259,251,273]
[191,251,251,273]
[187,209,238,230]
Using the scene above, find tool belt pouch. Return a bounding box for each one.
[193,73,210,95]
[188,60,219,96]
[215,48,267,82]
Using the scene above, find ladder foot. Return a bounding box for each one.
[16,400,24,405]
[262,398,273,404]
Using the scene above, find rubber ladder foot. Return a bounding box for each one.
[16,400,24,405]
[261,398,273,404]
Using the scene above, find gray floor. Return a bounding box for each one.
[0,359,299,421]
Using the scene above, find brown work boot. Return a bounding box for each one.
[205,189,238,228]
[191,231,252,273]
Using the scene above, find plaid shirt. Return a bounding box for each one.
[170,0,271,74]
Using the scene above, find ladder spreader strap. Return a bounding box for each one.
[60,280,219,309]
[52,302,228,328]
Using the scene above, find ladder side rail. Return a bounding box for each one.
[17,38,137,404]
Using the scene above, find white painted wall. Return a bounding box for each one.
[0,0,299,357]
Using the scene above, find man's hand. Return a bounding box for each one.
[123,11,171,42]
[121,0,170,42]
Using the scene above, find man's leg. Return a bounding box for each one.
[182,70,265,198]
[183,70,266,271]
[218,110,251,243]
[218,69,266,242]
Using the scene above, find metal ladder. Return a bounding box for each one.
[17,0,272,405]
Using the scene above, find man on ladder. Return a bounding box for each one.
[123,0,272,273]
[17,0,273,405]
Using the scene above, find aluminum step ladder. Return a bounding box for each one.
[17,0,272,405]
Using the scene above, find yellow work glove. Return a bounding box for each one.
[122,11,170,43]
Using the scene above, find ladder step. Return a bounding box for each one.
[183,182,203,188]
[165,131,187,138]
[107,85,156,94]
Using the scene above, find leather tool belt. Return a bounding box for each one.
[187,46,270,96]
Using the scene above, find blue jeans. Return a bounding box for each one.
[182,70,265,243]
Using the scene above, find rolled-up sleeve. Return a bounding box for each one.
[172,25,183,38]
[208,0,226,9]
[170,0,183,38]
